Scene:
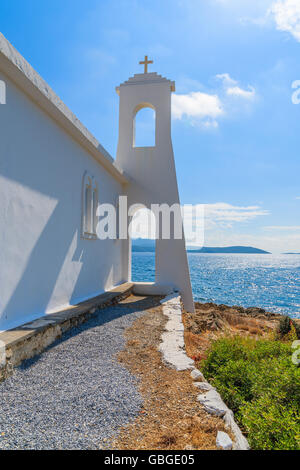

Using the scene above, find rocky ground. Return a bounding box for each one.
[183,301,296,361]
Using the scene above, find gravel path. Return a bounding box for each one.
[0,296,159,450]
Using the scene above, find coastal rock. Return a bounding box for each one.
[224,411,250,450]
[216,431,233,450]
[197,390,229,417]
[185,311,226,334]
[191,369,204,381]
[245,307,266,316]
[193,382,214,392]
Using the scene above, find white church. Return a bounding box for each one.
[0,33,194,332]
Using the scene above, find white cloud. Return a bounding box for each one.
[204,203,269,225]
[172,92,223,122]
[216,73,256,100]
[130,202,269,240]
[183,203,268,237]
[172,74,256,128]
[130,203,300,253]
[201,119,219,129]
[226,85,256,99]
[175,203,268,225]
[217,0,300,44]
[184,202,273,250]
[215,73,238,87]
[270,0,300,42]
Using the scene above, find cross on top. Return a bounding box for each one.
[139,55,153,74]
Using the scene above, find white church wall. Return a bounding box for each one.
[0,70,124,331]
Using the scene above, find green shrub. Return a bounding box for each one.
[278,315,292,337]
[277,315,300,340]
[242,396,300,450]
[201,336,300,450]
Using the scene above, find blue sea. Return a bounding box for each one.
[132,253,300,318]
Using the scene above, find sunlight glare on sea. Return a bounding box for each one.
[132,253,300,318]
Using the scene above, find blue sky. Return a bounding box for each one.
[1,0,300,252]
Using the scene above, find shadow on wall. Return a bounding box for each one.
[69,235,114,306]
[0,82,121,331]
[1,202,77,330]
[1,201,115,331]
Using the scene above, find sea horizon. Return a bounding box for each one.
[132,252,300,319]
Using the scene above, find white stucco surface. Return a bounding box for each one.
[0,69,124,331]
[116,73,194,312]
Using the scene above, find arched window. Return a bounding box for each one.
[82,172,98,240]
[0,80,6,105]
[133,105,156,148]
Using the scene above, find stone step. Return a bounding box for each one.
[0,282,134,382]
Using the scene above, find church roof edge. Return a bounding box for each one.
[0,32,129,185]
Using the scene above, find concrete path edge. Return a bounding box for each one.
[0,283,134,382]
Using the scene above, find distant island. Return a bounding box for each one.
[132,239,270,254]
[283,252,300,255]
[187,246,271,254]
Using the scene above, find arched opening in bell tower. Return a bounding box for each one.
[133,103,156,148]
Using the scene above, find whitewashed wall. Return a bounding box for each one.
[0,71,124,331]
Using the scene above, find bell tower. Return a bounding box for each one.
[116,57,194,313]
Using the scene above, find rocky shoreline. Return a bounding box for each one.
[187,302,282,335]
[182,301,300,364]
[195,301,282,318]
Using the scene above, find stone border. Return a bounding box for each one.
[159,294,194,371]
[159,294,250,451]
[0,282,134,383]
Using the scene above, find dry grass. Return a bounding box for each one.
[182,302,281,362]
[184,331,211,362]
[222,312,267,334]
[110,295,226,450]
[248,327,262,335]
